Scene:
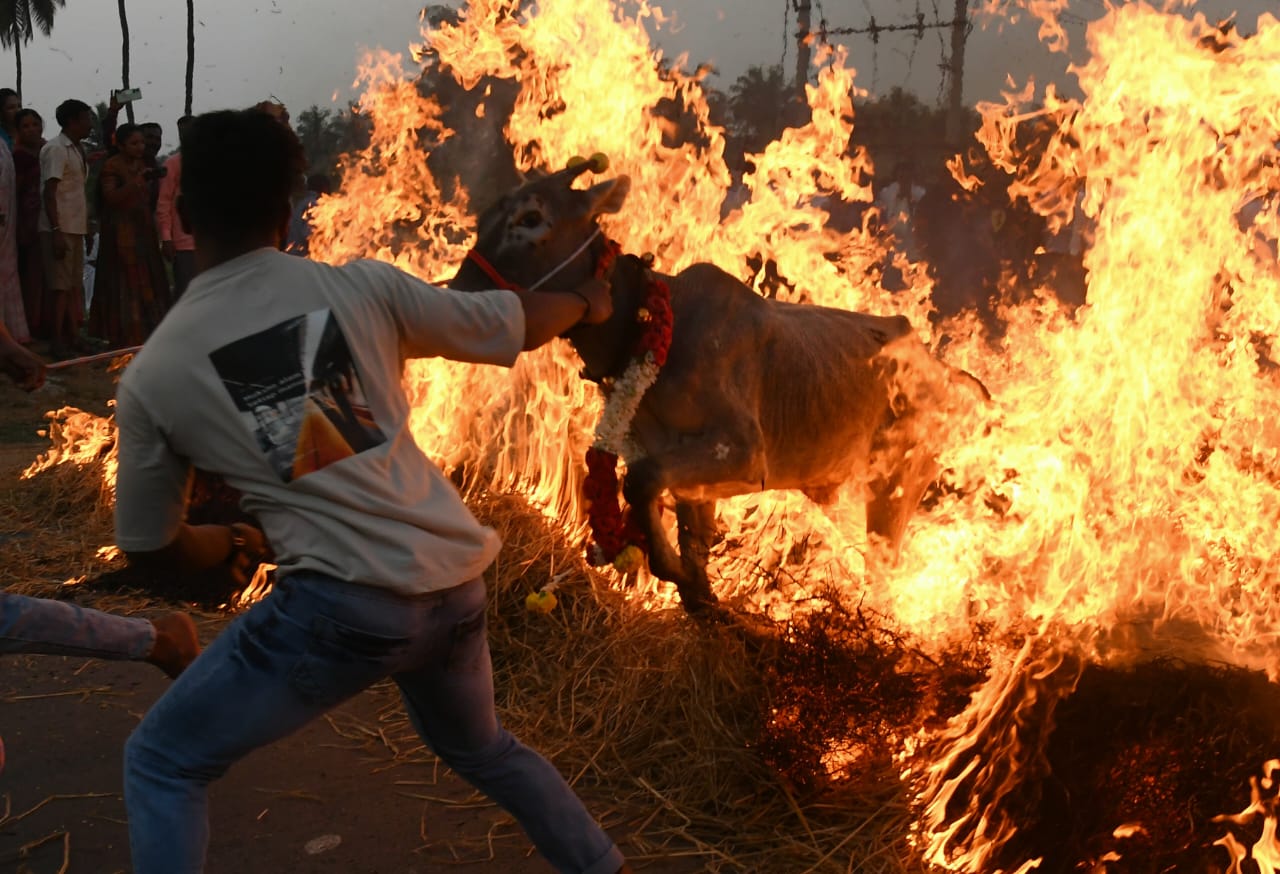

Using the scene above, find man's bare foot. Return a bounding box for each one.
[146,613,200,679]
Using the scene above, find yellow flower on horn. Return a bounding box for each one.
[525,590,558,614]
[612,544,645,574]
[589,152,609,173]
[567,155,587,169]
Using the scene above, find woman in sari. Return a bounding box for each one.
[0,133,27,343]
[88,124,170,346]
[13,109,46,338]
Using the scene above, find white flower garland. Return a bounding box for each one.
[591,351,660,460]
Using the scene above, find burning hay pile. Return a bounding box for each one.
[16,415,1280,872]
[11,417,986,870]
[8,0,1280,871]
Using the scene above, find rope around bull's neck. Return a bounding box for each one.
[465,226,603,294]
[525,227,603,292]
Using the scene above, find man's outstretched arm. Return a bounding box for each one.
[513,276,612,350]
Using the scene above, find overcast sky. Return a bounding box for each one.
[6,0,1274,149]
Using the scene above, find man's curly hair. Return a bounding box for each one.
[181,108,307,245]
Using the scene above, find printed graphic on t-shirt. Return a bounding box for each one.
[209,309,386,483]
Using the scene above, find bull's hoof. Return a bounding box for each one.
[675,586,721,618]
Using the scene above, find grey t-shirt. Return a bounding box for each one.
[114,248,525,595]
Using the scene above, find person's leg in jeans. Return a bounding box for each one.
[395,577,625,874]
[0,592,198,678]
[123,575,410,874]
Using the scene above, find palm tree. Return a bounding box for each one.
[117,0,133,122]
[0,0,66,98]
[184,0,193,115]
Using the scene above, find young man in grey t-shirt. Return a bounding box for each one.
[115,109,631,874]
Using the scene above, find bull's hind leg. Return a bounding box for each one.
[675,500,718,611]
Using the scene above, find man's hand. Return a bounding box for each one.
[51,231,67,259]
[517,278,614,350]
[161,240,175,261]
[227,522,271,589]
[0,336,46,391]
[573,277,613,325]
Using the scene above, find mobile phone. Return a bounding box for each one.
[114,87,142,104]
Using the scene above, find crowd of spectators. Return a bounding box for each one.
[0,91,325,360]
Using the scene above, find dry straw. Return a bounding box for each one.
[7,444,934,873]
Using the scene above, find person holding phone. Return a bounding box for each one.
[88,123,170,345]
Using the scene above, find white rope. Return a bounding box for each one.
[525,227,603,292]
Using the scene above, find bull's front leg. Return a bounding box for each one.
[676,500,718,609]
[620,456,687,593]
[623,417,765,614]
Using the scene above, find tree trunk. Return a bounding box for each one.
[118,0,134,124]
[184,0,194,116]
[14,35,21,101]
[945,0,969,146]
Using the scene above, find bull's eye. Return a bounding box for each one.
[517,211,542,229]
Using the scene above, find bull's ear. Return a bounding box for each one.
[585,175,630,217]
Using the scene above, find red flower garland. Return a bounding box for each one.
[583,247,673,569]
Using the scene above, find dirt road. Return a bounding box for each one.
[1,648,681,873]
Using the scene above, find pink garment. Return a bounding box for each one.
[0,139,28,343]
[155,153,194,252]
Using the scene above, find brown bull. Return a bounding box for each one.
[453,164,984,613]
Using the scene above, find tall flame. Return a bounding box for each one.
[310,0,1280,648]
[913,3,1280,868]
[309,0,1280,866]
[310,0,924,607]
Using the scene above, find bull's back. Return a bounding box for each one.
[755,302,916,488]
[659,262,918,490]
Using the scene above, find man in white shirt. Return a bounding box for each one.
[116,108,631,874]
[38,99,93,359]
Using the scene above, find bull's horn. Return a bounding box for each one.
[566,153,609,174]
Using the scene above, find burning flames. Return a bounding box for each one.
[21,0,1280,867]
[314,0,1280,866]
[23,403,120,497]
[312,0,1280,667]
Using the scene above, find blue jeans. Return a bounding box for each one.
[0,592,154,659]
[123,572,624,874]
